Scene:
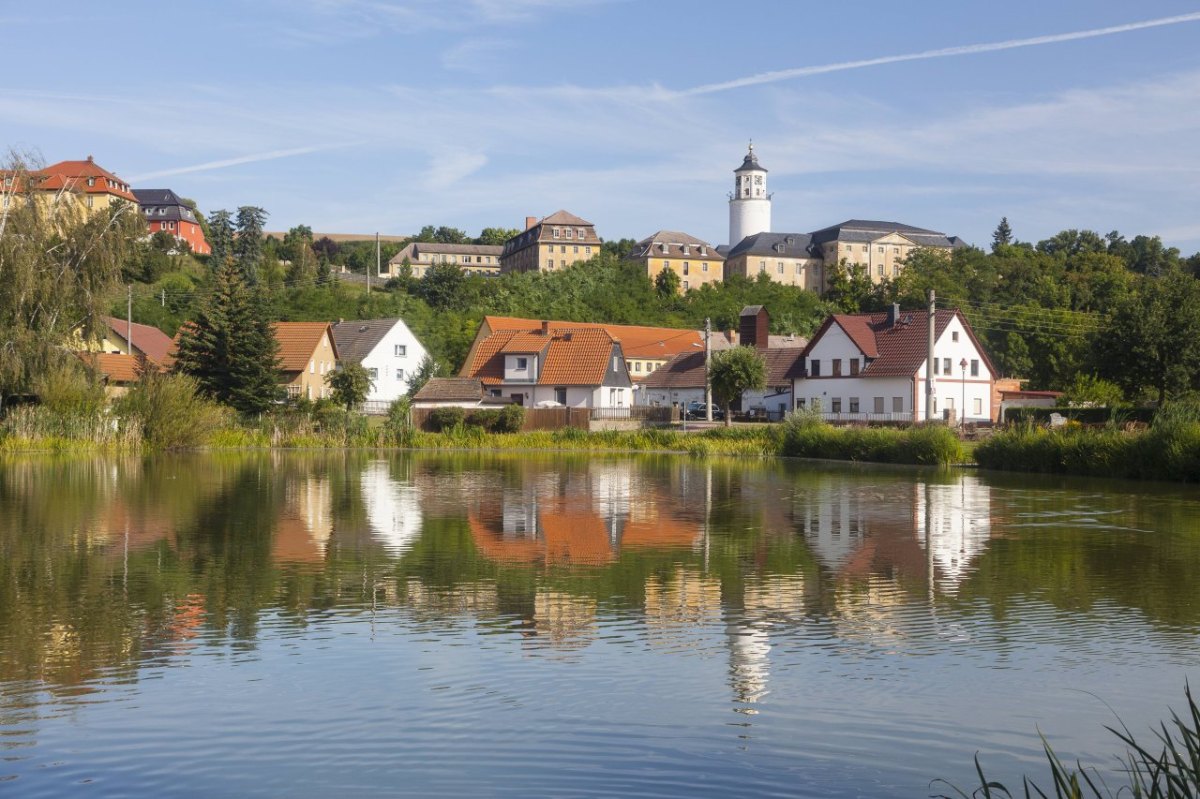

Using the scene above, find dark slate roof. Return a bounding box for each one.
[734,146,767,173]
[331,319,401,364]
[726,232,816,259]
[740,305,764,317]
[628,230,722,260]
[413,377,484,403]
[808,219,957,248]
[135,188,199,224]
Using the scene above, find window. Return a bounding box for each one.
[933,358,940,375]
[810,359,820,376]
[87,196,94,208]
[635,362,642,372]
[796,398,806,409]
[754,175,762,185]
[831,398,842,413]
[612,356,619,371]
[553,228,560,238]
[87,177,95,187]
[952,331,959,342]
[893,247,899,254]
[702,262,708,272]
[832,359,842,376]
[396,368,405,380]
[585,247,591,255]
[876,264,883,277]
[309,360,315,374]
[556,387,567,405]
[874,397,884,413]
[971,359,979,377]
[682,280,689,290]
[777,261,784,274]
[573,245,579,254]
[560,245,567,253]
[548,260,554,268]
[576,229,585,239]
[849,397,860,413]
[683,262,689,275]
[893,396,904,412]
[943,357,951,374]
[849,359,859,375]
[973,398,982,416]
[368,368,379,380]
[759,260,766,272]
[565,229,574,239]
[877,246,884,253]
[516,357,528,369]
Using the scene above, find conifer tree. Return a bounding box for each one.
[207,210,234,270]
[173,257,282,415]
[992,217,1013,251]
[234,206,268,283]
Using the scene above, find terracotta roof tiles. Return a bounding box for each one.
[481,316,704,360]
[273,322,337,372]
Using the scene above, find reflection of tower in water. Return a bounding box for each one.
[725,575,808,712]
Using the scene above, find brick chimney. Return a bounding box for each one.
[888,303,901,327]
[540,320,550,335]
[525,216,538,231]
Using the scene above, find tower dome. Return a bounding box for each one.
[728,142,771,247]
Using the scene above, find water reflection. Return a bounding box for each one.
[2,453,1200,796]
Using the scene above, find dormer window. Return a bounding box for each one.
[682,245,689,256]
[87,177,95,187]
[699,246,706,256]
[565,229,574,239]
[553,228,560,238]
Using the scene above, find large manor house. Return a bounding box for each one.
[383,143,965,294]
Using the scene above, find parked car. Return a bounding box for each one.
[684,401,724,420]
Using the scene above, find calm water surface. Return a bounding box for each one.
[1,453,1198,797]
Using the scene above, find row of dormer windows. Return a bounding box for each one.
[551,227,588,240]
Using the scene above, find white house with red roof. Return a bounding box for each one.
[460,322,633,408]
[793,306,995,424]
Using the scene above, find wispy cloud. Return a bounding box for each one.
[128,146,332,182]
[680,11,1200,95]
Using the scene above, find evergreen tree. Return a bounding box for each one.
[992,217,1013,251]
[405,355,441,399]
[234,206,268,283]
[173,258,282,415]
[207,209,234,270]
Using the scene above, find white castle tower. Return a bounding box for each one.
[728,141,771,247]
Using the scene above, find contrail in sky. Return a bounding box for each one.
[681,11,1200,96]
[128,146,325,182]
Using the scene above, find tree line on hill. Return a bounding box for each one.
[3,147,1200,413]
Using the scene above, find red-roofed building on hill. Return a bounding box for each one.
[135,189,210,254]
[31,156,137,216]
[460,321,633,408]
[793,306,996,424]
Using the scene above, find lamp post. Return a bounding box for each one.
[959,358,968,428]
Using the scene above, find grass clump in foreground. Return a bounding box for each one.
[777,410,963,465]
[935,684,1200,799]
[975,402,1200,482]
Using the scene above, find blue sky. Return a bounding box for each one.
[4,1,1200,253]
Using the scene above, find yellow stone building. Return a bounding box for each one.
[809,220,964,285]
[383,242,502,279]
[1,156,137,218]
[627,230,724,293]
[724,232,826,291]
[500,210,601,274]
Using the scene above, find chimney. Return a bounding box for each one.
[540,320,550,335]
[87,155,94,162]
[889,303,900,327]
[739,305,770,350]
[525,216,538,231]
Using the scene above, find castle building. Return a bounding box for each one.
[500,210,601,274]
[728,143,771,248]
[626,230,724,293]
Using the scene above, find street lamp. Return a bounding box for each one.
[959,357,968,428]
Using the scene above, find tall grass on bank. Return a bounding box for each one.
[976,403,1200,482]
[935,684,1200,798]
[777,411,963,465]
[0,405,140,453]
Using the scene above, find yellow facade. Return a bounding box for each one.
[640,255,724,293]
[824,233,950,285]
[725,253,825,292]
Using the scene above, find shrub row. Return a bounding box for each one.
[777,413,963,465]
[425,404,525,434]
[1003,406,1156,425]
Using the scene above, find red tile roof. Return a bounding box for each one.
[37,158,137,202]
[463,327,620,387]
[802,309,995,378]
[273,322,337,372]
[481,316,705,360]
[100,316,175,366]
[74,352,143,383]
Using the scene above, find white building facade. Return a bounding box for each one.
[793,308,995,424]
[332,318,429,406]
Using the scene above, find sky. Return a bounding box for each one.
[4,1,1200,253]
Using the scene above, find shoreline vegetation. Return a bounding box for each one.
[3,376,1198,482]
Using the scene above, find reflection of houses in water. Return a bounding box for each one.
[726,575,809,710]
[644,567,723,635]
[795,476,994,588]
[402,577,500,618]
[273,475,332,564]
[467,461,702,567]
[360,460,423,553]
[532,590,596,648]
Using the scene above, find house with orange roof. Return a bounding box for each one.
[794,305,996,423]
[76,316,176,368]
[273,321,339,400]
[22,156,137,217]
[460,321,632,408]
[73,352,143,397]
[462,315,722,382]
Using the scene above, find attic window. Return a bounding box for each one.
[699,246,706,256]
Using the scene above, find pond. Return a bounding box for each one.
[1,453,1198,797]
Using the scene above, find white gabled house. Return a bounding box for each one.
[331,318,429,405]
[793,305,996,423]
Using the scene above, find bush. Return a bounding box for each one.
[427,406,465,432]
[383,397,414,446]
[115,371,228,450]
[497,403,525,433]
[33,361,107,418]
[778,414,962,465]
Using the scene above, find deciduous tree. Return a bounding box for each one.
[325,362,373,413]
[709,346,766,427]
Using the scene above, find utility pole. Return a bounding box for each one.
[926,289,935,422]
[127,285,133,353]
[704,317,712,422]
[371,231,378,297]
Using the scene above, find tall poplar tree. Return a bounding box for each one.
[173,257,282,415]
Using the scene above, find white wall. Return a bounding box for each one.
[915,316,994,423]
[638,387,705,407]
[795,375,915,417]
[360,320,429,403]
[504,353,539,383]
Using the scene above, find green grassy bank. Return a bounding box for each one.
[975,407,1200,482]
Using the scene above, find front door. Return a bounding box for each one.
[510,393,524,406]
